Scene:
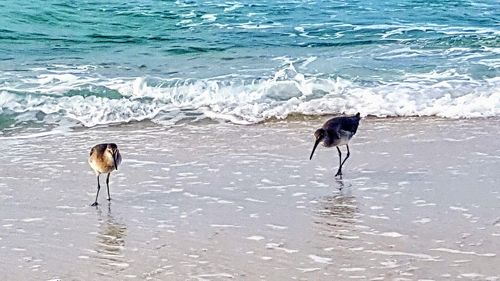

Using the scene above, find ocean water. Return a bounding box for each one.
[0,0,499,132]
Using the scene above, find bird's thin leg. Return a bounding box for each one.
[335,146,343,177]
[106,173,111,201]
[91,175,101,206]
[340,144,351,168]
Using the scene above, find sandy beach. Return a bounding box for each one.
[0,117,499,280]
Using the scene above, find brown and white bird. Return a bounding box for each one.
[88,143,122,206]
[310,113,361,177]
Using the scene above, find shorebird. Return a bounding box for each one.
[309,113,361,177]
[88,143,122,206]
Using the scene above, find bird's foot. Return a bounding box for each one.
[107,198,111,201]
[91,202,99,207]
[335,171,343,177]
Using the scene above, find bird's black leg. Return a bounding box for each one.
[337,144,351,177]
[91,175,101,206]
[335,146,343,177]
[340,144,351,167]
[106,173,111,201]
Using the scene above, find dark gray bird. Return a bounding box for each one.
[88,143,122,206]
[309,113,361,177]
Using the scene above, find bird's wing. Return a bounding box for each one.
[89,144,106,157]
[339,118,359,134]
[323,119,342,139]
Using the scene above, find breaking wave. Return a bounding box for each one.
[0,64,499,130]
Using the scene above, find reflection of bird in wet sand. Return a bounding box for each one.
[94,205,128,275]
[97,214,127,256]
[314,194,359,240]
[88,143,122,206]
[310,113,361,177]
[317,194,358,220]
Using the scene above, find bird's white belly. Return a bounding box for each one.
[336,136,350,146]
[337,130,353,145]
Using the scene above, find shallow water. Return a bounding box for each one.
[0,118,499,280]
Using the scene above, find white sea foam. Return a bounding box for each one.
[362,231,404,238]
[193,273,234,279]
[266,243,298,253]
[266,224,288,230]
[224,3,243,12]
[365,250,437,261]
[1,64,499,128]
[21,218,44,223]
[430,248,496,257]
[201,14,217,22]
[210,224,241,228]
[379,23,500,39]
[340,267,366,272]
[308,254,332,264]
[246,235,265,241]
[297,267,321,273]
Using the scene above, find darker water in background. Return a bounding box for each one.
[0,0,499,132]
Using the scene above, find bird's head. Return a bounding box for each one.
[106,143,120,170]
[310,128,326,160]
[314,128,326,140]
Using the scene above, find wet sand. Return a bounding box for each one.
[0,118,499,280]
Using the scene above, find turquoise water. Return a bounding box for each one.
[0,0,499,131]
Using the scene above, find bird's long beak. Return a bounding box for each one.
[113,151,118,170]
[310,139,321,160]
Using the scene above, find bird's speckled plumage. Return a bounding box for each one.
[89,143,122,174]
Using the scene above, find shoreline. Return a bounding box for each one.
[3,114,500,139]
